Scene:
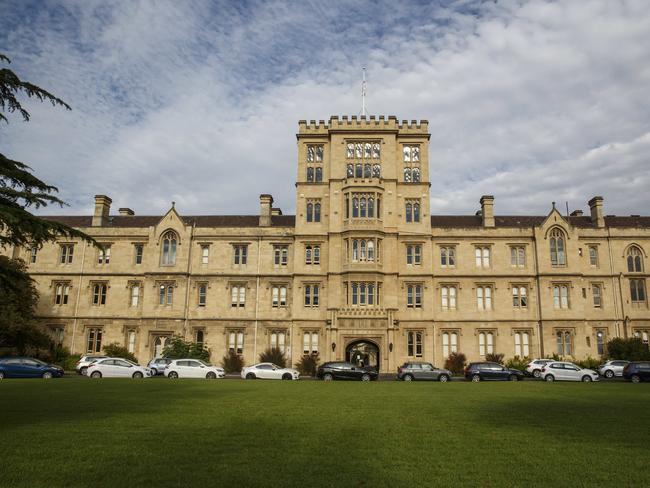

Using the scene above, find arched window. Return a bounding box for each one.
[627,246,644,272]
[347,164,354,177]
[161,231,178,265]
[413,203,420,222]
[360,197,366,218]
[352,240,358,261]
[404,168,412,182]
[405,203,412,223]
[367,197,374,218]
[372,164,381,178]
[306,203,313,222]
[352,198,359,218]
[412,168,421,182]
[367,240,374,261]
[315,167,322,182]
[306,167,314,182]
[549,228,566,266]
[364,163,371,178]
[314,203,321,222]
[478,332,494,356]
[352,283,358,304]
[556,330,572,356]
[442,332,458,357]
[355,163,363,178]
[360,240,366,260]
[305,245,312,264]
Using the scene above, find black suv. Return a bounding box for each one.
[622,361,650,383]
[464,362,524,382]
[316,362,378,381]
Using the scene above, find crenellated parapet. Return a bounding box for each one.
[298,115,429,135]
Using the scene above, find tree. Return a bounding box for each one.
[606,337,650,361]
[162,335,211,362]
[103,343,138,364]
[259,347,287,368]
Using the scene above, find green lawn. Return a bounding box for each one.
[0,378,648,488]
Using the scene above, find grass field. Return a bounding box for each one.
[1,378,648,488]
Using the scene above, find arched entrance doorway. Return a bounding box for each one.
[153,336,169,358]
[346,340,380,370]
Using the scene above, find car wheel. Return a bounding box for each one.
[471,374,481,382]
[150,368,158,376]
[246,373,256,380]
[545,374,555,382]
[168,371,178,379]
[533,369,541,378]
[0,371,5,380]
[604,370,614,379]
[80,366,88,375]
[439,374,449,383]
[42,372,53,379]
[206,372,216,379]
[581,375,592,383]
[282,373,292,380]
[323,373,333,381]
[132,372,143,379]
[361,373,371,381]
[509,374,518,381]
[90,371,102,378]
[403,374,413,382]
[631,374,641,383]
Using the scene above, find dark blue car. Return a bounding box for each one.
[0,357,64,379]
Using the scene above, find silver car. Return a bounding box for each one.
[598,360,629,379]
[397,362,452,382]
[147,357,173,375]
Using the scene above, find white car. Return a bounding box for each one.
[525,358,555,378]
[541,362,599,382]
[75,355,108,375]
[87,357,151,378]
[598,360,629,379]
[241,362,300,380]
[164,359,225,379]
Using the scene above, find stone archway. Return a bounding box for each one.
[346,339,380,370]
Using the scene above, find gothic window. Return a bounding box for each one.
[478,332,494,356]
[442,331,458,357]
[549,228,566,266]
[198,283,207,307]
[407,331,423,357]
[510,246,526,267]
[441,286,457,310]
[630,279,646,305]
[272,285,288,307]
[556,330,572,356]
[406,284,423,308]
[98,245,111,265]
[476,286,492,310]
[405,201,420,223]
[627,246,644,272]
[92,283,107,306]
[231,285,246,307]
[228,331,244,355]
[553,284,570,309]
[59,244,74,264]
[303,331,319,354]
[514,332,530,357]
[161,231,178,265]
[440,246,456,267]
[159,284,174,305]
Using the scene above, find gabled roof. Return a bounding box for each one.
[41,215,296,228]
[430,215,650,228]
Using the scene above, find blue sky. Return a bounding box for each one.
[1,0,649,217]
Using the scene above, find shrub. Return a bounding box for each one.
[103,343,138,364]
[505,356,530,372]
[485,353,505,364]
[259,347,287,368]
[295,353,319,377]
[221,350,244,373]
[575,356,601,370]
[606,337,650,361]
[162,335,210,362]
[444,352,466,375]
[47,345,80,371]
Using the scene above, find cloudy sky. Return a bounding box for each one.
[1,0,649,217]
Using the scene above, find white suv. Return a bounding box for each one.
[525,359,555,378]
[75,355,107,375]
[164,359,225,379]
[541,362,599,382]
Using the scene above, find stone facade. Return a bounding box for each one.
[3,115,650,371]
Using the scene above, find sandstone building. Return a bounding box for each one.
[4,115,650,371]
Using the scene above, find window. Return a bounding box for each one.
[406,244,422,265]
[405,200,420,223]
[592,284,602,308]
[49,326,64,346]
[30,246,38,264]
[510,246,526,267]
[346,141,381,179]
[231,285,246,307]
[627,246,644,272]
[274,245,288,266]
[476,286,492,310]
[588,246,598,267]
[272,285,288,307]
[475,247,490,268]
[630,279,646,305]
[195,329,204,347]
[87,328,103,353]
[351,238,379,262]
[556,330,572,356]
[407,331,423,357]
[553,285,569,309]
[270,330,287,353]
[514,331,530,357]
[442,331,458,357]
[127,330,136,354]
[233,245,248,265]
[92,283,107,306]
[98,245,111,265]
[159,284,174,305]
[596,330,606,355]
[350,282,379,306]
[403,145,421,183]
[130,284,140,307]
[303,331,319,354]
[549,228,566,266]
[306,145,324,182]
[201,245,210,264]
[306,200,321,222]
[478,332,494,356]
[403,145,420,162]
[512,286,528,308]
[59,244,74,264]
[440,246,456,267]
[198,283,207,307]
[406,284,423,308]
[441,286,457,310]
[305,245,320,265]
[228,331,244,355]
[54,282,70,305]
[161,231,178,265]
[134,244,144,265]
[633,330,649,348]
[304,284,319,307]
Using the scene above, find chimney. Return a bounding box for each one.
[480,195,495,227]
[119,207,135,216]
[271,207,282,216]
[570,210,583,217]
[588,196,605,228]
[92,195,112,226]
[259,194,273,227]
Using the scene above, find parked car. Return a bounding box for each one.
[87,357,151,378]
[622,361,650,383]
[397,362,451,382]
[464,362,524,382]
[147,357,173,376]
[525,359,555,378]
[241,362,300,380]
[541,362,599,382]
[164,359,225,379]
[598,360,630,379]
[0,357,64,379]
[316,361,378,381]
[75,355,107,375]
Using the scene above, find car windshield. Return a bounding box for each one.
[198,360,212,367]
[31,358,48,365]
[271,364,281,369]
